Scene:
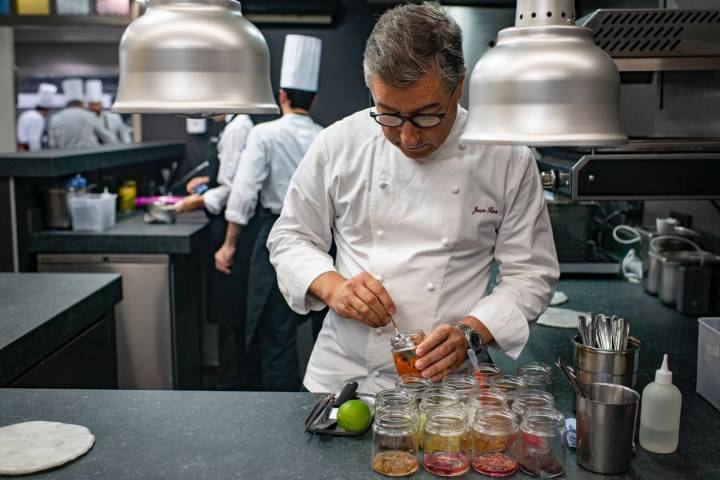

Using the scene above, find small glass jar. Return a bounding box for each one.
[467,389,508,424]
[517,362,554,394]
[376,388,417,417]
[472,363,504,389]
[396,374,432,404]
[373,409,420,477]
[418,388,460,449]
[471,408,519,477]
[390,330,426,377]
[517,407,566,478]
[423,406,470,477]
[511,389,555,421]
[490,375,528,407]
[441,374,480,403]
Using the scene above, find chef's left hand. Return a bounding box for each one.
[174,194,204,213]
[414,322,469,382]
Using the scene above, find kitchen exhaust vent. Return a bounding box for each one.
[579,9,720,71]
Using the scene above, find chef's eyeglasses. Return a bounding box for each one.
[368,83,458,129]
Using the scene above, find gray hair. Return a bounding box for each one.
[363,2,465,92]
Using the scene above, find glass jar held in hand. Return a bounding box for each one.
[390,330,426,376]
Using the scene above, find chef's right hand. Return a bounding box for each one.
[310,271,396,328]
[185,176,210,194]
[214,244,235,274]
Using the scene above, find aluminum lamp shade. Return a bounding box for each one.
[113,0,278,116]
[460,0,627,147]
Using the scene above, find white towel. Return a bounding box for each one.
[536,307,583,329]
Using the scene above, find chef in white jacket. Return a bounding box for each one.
[85,79,132,144]
[267,3,559,393]
[174,114,254,214]
[49,79,115,149]
[215,34,324,391]
[16,83,56,152]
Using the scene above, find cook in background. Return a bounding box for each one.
[175,114,253,215]
[215,34,324,392]
[49,78,115,150]
[267,3,560,393]
[16,83,56,152]
[175,113,259,390]
[85,79,133,144]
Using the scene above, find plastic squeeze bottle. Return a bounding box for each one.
[639,354,682,453]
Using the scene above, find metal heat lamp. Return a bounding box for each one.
[113,0,279,116]
[460,0,627,147]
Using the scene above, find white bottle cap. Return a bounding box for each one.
[655,353,673,385]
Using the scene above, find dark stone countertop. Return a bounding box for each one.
[0,142,184,178]
[0,273,122,385]
[0,279,715,479]
[30,212,208,255]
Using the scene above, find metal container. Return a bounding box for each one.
[43,188,72,229]
[658,251,720,307]
[576,383,640,475]
[572,334,641,389]
[643,250,661,295]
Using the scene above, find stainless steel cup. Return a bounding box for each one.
[643,250,661,295]
[576,383,640,475]
[572,335,641,389]
[43,188,72,229]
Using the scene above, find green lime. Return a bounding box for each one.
[336,399,372,432]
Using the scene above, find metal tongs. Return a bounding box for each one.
[556,357,589,399]
[577,313,629,350]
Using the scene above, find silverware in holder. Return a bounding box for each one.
[577,313,629,351]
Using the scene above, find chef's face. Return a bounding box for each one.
[370,71,464,160]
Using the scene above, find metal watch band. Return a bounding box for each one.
[454,322,484,354]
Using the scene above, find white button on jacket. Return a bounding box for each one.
[268,107,559,394]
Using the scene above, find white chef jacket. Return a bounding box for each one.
[48,107,115,150]
[225,113,323,225]
[203,114,253,215]
[16,109,46,152]
[267,107,559,393]
[99,111,132,144]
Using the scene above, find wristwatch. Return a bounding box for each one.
[454,322,485,356]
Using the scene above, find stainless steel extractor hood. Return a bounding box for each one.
[113,0,279,116]
[579,8,720,72]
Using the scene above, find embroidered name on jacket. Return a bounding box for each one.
[472,206,499,215]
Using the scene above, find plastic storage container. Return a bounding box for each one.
[69,193,117,232]
[697,317,720,411]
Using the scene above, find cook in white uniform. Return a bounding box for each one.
[267,4,560,393]
[85,79,133,144]
[16,83,56,152]
[174,114,254,214]
[214,34,325,391]
[48,78,115,149]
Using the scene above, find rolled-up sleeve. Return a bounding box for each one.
[225,128,268,225]
[267,132,337,314]
[469,147,559,359]
[204,120,252,215]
